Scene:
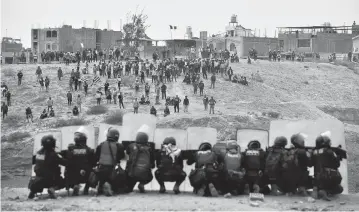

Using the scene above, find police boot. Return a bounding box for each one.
[197,184,206,196]
[312,187,318,199]
[208,183,219,197]
[253,184,260,193]
[47,187,57,199]
[173,182,181,195]
[28,191,36,199]
[318,189,331,201]
[72,185,80,196]
[243,184,250,195]
[158,182,166,194]
[83,184,89,195]
[138,183,145,193]
[297,186,309,197]
[103,182,113,197]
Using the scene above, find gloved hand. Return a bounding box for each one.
[258,170,263,177]
[80,170,86,176]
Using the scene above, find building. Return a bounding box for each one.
[353,35,359,60]
[277,22,358,56]
[31,25,123,54]
[1,37,23,64]
[207,15,278,58]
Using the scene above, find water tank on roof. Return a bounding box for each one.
[231,15,237,23]
[186,26,192,35]
[200,31,208,40]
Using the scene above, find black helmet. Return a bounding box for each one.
[274,136,288,147]
[290,133,305,148]
[136,132,149,143]
[41,135,56,150]
[227,141,240,151]
[107,127,120,142]
[199,142,212,151]
[315,135,324,148]
[163,137,176,146]
[247,140,261,149]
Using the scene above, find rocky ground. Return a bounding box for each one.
[1,59,359,211]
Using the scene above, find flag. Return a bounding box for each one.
[81,43,84,48]
[169,25,173,29]
[91,75,101,85]
[174,26,177,30]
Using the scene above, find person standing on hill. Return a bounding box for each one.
[45,76,50,92]
[58,67,63,81]
[104,81,109,94]
[118,92,125,109]
[83,81,88,96]
[39,76,45,91]
[17,70,23,86]
[161,83,167,100]
[6,90,11,106]
[47,97,54,112]
[198,81,204,96]
[67,91,73,106]
[26,106,33,123]
[183,96,189,113]
[76,95,82,112]
[209,97,216,114]
[36,66,42,82]
[133,98,139,114]
[203,95,209,111]
[112,89,118,105]
[1,102,8,120]
[95,90,102,105]
[227,67,233,81]
[193,81,198,94]
[173,95,181,113]
[211,74,216,89]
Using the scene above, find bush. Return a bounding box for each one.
[87,105,108,115]
[103,110,124,125]
[2,68,16,77]
[1,131,31,143]
[53,118,87,128]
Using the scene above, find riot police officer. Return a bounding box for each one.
[155,137,186,194]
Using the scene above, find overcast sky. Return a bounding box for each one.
[1,0,359,48]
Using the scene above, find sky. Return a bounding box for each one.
[1,0,359,48]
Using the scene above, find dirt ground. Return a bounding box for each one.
[1,59,359,210]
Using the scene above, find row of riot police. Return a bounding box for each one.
[28,127,345,201]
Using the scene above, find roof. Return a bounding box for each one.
[277,25,353,29]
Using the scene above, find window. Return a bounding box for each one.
[33,29,38,39]
[46,31,51,38]
[279,40,284,48]
[297,39,310,48]
[33,42,38,49]
[46,44,51,50]
[52,31,57,38]
[230,43,236,51]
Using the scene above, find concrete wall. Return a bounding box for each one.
[353,37,359,53]
[72,28,96,51]
[242,37,279,57]
[279,32,353,54]
[98,30,123,50]
[32,28,60,53]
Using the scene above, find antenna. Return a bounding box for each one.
[94,20,96,29]
[83,20,86,28]
[120,19,123,31]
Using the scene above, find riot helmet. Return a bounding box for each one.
[41,135,56,150]
[163,137,176,146]
[274,136,288,147]
[106,127,120,142]
[247,140,261,149]
[199,142,212,151]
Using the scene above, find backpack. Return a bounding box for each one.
[281,149,299,172]
[264,147,285,180]
[131,144,152,181]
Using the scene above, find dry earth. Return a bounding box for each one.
[1,59,359,211]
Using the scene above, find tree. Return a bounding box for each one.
[122,9,149,56]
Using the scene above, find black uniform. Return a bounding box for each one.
[155,137,186,194]
[95,139,125,195]
[187,143,221,196]
[242,140,266,193]
[28,135,66,199]
[312,135,343,200]
[125,132,155,193]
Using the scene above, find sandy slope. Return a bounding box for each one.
[1,59,359,210]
